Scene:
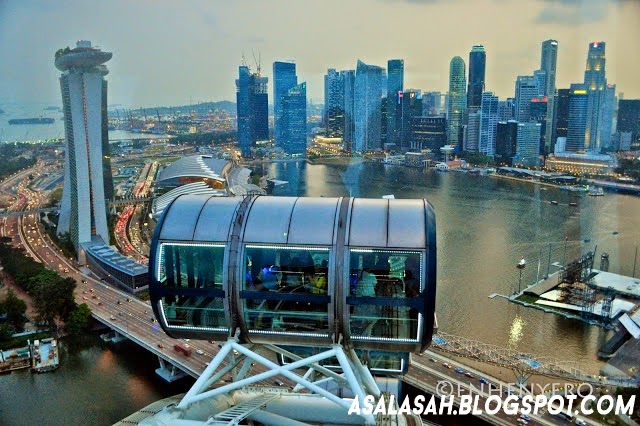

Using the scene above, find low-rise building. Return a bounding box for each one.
[545,151,618,176]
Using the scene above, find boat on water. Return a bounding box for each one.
[550,200,558,205]
[8,117,55,125]
[560,185,589,193]
[588,187,604,196]
[569,202,578,207]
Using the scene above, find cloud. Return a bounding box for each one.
[534,0,610,24]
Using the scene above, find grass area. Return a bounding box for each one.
[49,187,63,204]
[515,294,539,304]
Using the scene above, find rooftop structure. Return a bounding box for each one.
[82,237,149,292]
[54,40,112,72]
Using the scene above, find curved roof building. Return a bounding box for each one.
[150,195,436,354]
[151,182,226,219]
[155,155,231,188]
[152,156,264,218]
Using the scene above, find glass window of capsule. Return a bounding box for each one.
[347,249,423,342]
[156,243,226,331]
[242,245,331,336]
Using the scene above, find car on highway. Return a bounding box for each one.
[157,344,164,349]
[442,362,452,369]
[82,297,88,300]
[150,318,156,322]
[196,349,204,355]
[429,357,437,362]
[110,315,115,320]
[464,371,474,378]
[455,367,464,374]
[92,295,97,299]
[479,377,490,385]
[98,302,103,306]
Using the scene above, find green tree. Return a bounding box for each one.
[0,288,27,331]
[0,323,12,340]
[29,270,76,325]
[66,303,92,335]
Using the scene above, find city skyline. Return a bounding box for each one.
[1,0,639,107]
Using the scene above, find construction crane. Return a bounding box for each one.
[252,50,261,75]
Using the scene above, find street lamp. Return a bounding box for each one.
[516,257,526,294]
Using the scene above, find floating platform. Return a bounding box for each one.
[0,346,31,373]
[31,338,60,373]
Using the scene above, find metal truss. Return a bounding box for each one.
[431,331,634,386]
[142,331,386,425]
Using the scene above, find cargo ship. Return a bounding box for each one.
[8,117,55,125]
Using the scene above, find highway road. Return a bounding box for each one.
[409,352,578,426]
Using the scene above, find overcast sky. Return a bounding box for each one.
[1,0,638,108]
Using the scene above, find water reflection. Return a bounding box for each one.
[508,315,526,349]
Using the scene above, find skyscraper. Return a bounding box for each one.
[342,70,356,152]
[617,99,640,147]
[495,120,518,166]
[515,122,542,167]
[447,56,466,149]
[464,111,481,153]
[354,60,384,152]
[529,97,548,154]
[566,84,589,152]
[423,92,442,116]
[55,40,114,256]
[281,82,307,155]
[552,88,570,147]
[324,68,344,138]
[498,98,515,121]
[236,65,268,157]
[514,75,540,122]
[600,84,616,150]
[540,40,558,97]
[386,59,404,148]
[583,42,607,151]
[273,61,298,147]
[479,92,499,156]
[399,89,423,150]
[541,40,558,153]
[411,116,447,151]
[467,45,486,111]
